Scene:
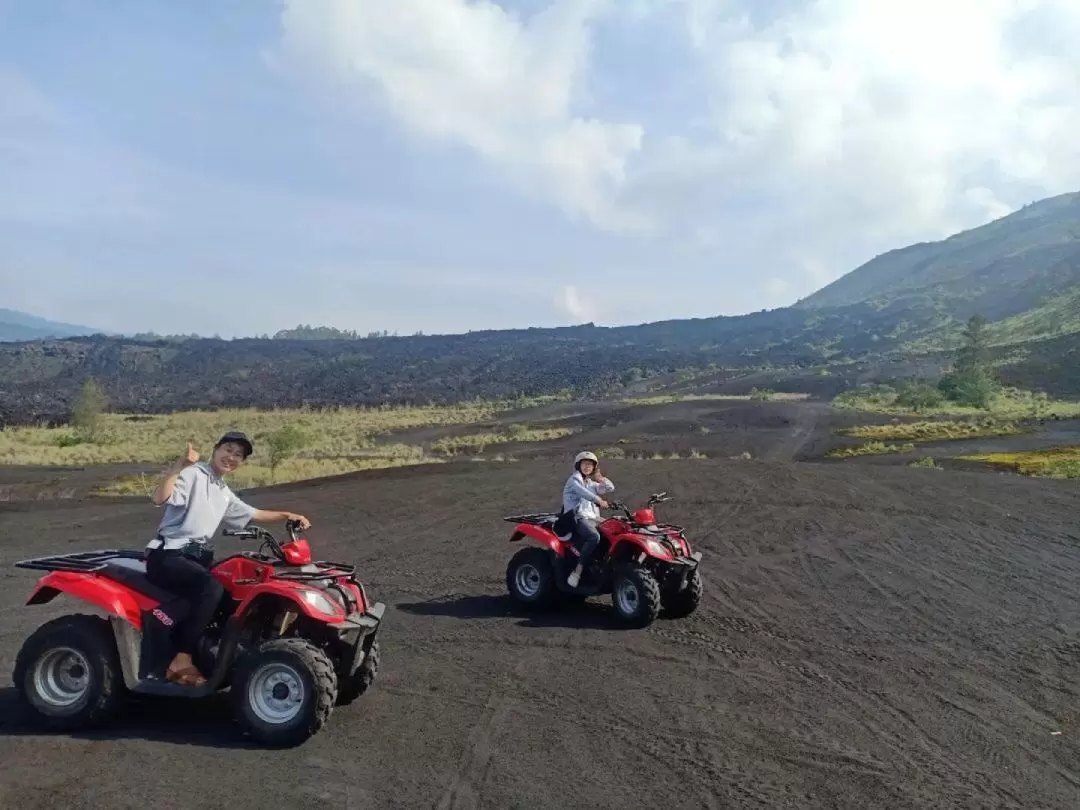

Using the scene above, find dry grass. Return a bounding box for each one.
[837,419,1025,443]
[625,392,810,406]
[0,401,528,466]
[97,455,443,496]
[956,446,1080,479]
[429,426,576,455]
[826,441,917,459]
[835,386,1080,419]
[0,398,575,491]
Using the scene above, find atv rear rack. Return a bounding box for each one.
[503,513,560,526]
[14,549,144,574]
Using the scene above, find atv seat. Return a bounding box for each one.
[101,557,178,604]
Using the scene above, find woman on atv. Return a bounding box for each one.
[145,431,311,687]
[561,450,615,588]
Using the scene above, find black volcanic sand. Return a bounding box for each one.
[3,452,1080,808]
[373,398,882,464]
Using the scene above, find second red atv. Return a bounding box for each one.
[504,492,703,627]
[11,519,384,747]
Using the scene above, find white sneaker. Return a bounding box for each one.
[567,569,581,588]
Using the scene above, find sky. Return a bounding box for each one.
[2,0,1079,338]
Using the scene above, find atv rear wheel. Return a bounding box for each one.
[336,637,380,707]
[13,614,125,731]
[231,638,337,747]
[662,569,703,619]
[506,547,556,609]
[611,565,662,628]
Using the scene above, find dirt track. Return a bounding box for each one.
[4,450,1080,808]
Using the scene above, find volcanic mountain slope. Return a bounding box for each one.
[2,455,1080,808]
[0,308,103,342]
[5,191,1080,421]
[796,191,1080,335]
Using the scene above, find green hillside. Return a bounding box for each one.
[796,192,1080,326]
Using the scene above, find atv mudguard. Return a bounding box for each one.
[26,572,152,629]
[510,524,569,556]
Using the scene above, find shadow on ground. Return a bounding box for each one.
[0,686,268,749]
[395,594,637,630]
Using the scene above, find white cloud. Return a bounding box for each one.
[272,0,1080,299]
[273,0,648,232]
[555,284,598,322]
[689,0,1080,230]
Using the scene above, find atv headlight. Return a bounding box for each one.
[300,588,339,615]
[646,539,671,558]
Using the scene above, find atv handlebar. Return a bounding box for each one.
[604,492,673,519]
[222,520,306,562]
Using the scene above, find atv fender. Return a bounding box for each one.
[26,572,149,629]
[607,534,676,563]
[233,586,348,625]
[510,525,567,556]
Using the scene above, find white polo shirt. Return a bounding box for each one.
[147,462,257,551]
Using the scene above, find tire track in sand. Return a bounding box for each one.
[433,656,529,810]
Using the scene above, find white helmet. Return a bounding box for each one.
[574,450,598,466]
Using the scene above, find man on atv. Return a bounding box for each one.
[561,450,615,588]
[144,431,312,687]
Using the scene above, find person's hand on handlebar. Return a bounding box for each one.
[597,498,610,509]
[288,513,312,530]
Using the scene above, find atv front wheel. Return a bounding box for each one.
[336,637,380,707]
[12,614,125,731]
[662,569,703,619]
[611,565,662,628]
[506,547,556,609]
[231,638,337,747]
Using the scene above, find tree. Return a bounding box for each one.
[939,313,997,409]
[265,425,306,483]
[71,378,109,442]
[896,381,943,412]
[955,313,988,374]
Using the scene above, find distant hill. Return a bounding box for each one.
[4,190,1080,423]
[0,309,104,342]
[796,192,1080,330]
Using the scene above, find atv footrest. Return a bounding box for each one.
[132,678,218,699]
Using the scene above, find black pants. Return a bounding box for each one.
[573,517,601,568]
[145,547,224,658]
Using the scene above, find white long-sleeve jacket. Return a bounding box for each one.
[562,471,615,523]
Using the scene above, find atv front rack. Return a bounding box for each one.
[268,563,357,582]
[14,549,144,574]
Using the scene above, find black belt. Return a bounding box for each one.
[148,536,215,566]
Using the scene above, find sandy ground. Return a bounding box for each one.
[4,425,1080,808]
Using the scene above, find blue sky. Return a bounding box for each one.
[2,0,1078,338]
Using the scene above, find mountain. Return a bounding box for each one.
[795,192,1080,328]
[0,309,104,342]
[3,190,1080,424]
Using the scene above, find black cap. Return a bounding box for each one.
[215,431,254,458]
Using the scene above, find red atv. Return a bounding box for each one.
[503,492,703,627]
[11,520,384,747]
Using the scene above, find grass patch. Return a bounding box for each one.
[0,400,540,466]
[97,454,444,495]
[956,446,1080,479]
[429,426,576,455]
[834,386,1080,419]
[0,398,572,490]
[826,441,917,459]
[837,419,1025,443]
[622,392,810,406]
[907,457,942,469]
